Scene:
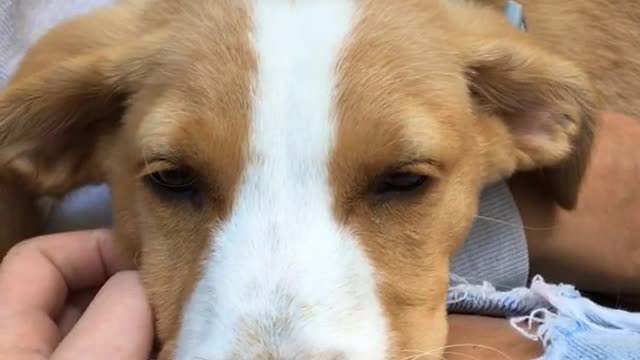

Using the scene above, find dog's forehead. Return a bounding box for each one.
[135,0,469,169]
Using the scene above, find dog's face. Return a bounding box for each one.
[0,0,596,359]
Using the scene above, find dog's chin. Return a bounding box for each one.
[152,326,449,360]
[402,311,450,360]
[157,340,177,360]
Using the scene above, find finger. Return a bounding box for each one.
[52,271,154,360]
[56,289,99,337]
[0,307,60,360]
[0,229,132,318]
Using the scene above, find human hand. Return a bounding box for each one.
[0,230,154,360]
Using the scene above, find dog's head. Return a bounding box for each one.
[0,0,596,359]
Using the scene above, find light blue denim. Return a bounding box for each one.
[449,275,640,360]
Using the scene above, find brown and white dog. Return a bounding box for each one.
[1,0,639,359]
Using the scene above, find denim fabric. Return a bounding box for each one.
[449,275,640,360]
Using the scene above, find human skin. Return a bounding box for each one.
[514,112,640,296]
[0,230,154,360]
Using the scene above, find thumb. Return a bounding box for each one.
[51,271,154,360]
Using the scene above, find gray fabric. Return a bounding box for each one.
[452,181,529,289]
[0,0,112,84]
[0,0,530,289]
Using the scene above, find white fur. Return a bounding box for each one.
[175,1,390,359]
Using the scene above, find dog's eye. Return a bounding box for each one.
[376,172,429,195]
[148,168,196,191]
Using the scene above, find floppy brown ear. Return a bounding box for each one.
[464,37,598,209]
[0,45,152,196]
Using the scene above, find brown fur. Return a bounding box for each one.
[0,0,638,359]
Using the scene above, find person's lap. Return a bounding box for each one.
[447,315,543,359]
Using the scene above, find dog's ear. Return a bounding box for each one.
[464,37,598,209]
[0,44,154,196]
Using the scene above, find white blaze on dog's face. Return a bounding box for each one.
[0,0,597,359]
[174,1,389,359]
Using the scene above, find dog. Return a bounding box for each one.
[1,0,639,359]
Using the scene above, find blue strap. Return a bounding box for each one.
[504,0,527,31]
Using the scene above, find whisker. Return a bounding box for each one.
[441,344,513,360]
[401,343,514,360]
[403,350,449,360]
[442,350,483,360]
[474,215,557,231]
